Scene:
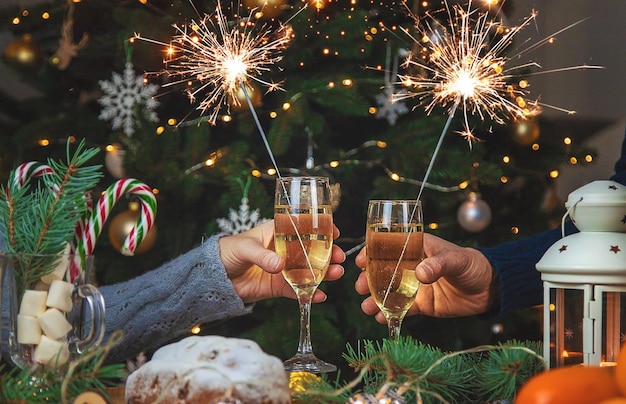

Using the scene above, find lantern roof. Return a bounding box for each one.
[565,180,626,232]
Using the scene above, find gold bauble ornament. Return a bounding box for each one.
[243,0,287,19]
[228,81,263,111]
[3,34,43,67]
[511,118,540,146]
[108,201,157,255]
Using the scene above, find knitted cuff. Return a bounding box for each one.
[477,223,576,318]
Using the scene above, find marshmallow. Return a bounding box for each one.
[37,308,72,340]
[17,314,42,345]
[34,335,69,366]
[40,243,71,284]
[46,280,74,312]
[19,290,48,317]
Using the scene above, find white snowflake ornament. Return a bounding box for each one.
[98,62,160,136]
[375,86,408,126]
[375,46,409,126]
[217,197,269,235]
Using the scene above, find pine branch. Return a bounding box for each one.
[0,331,127,403]
[295,337,545,404]
[0,139,103,295]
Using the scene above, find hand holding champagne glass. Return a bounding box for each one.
[274,176,336,373]
[366,200,424,340]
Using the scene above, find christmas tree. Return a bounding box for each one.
[0,0,597,376]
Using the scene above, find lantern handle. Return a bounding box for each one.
[562,196,583,237]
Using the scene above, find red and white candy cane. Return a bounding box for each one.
[75,178,157,259]
[10,161,96,281]
[12,162,54,188]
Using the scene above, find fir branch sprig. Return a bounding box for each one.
[472,339,545,402]
[0,140,103,294]
[0,140,102,255]
[0,331,127,404]
[297,337,545,404]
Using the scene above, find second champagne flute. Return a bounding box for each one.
[274,176,337,373]
[366,199,424,340]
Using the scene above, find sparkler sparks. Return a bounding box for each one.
[396,1,601,145]
[134,1,293,125]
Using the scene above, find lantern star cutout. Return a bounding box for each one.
[610,245,621,254]
[558,245,568,253]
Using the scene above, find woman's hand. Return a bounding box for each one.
[220,220,345,304]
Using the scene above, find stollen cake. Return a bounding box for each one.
[125,335,290,403]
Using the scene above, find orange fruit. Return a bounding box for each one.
[597,399,626,404]
[515,365,621,404]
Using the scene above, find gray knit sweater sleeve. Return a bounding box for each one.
[100,234,252,363]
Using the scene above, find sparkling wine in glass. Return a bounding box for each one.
[274,176,337,373]
[366,200,424,340]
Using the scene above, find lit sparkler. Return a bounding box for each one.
[397,1,602,145]
[134,0,293,125]
[394,0,602,200]
[384,0,602,306]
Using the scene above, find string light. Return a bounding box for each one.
[184,149,225,175]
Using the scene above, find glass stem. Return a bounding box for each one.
[388,317,402,340]
[296,294,314,355]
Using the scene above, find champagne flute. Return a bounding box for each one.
[274,176,337,373]
[366,200,424,340]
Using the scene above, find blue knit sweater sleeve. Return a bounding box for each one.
[476,222,576,317]
[99,234,252,363]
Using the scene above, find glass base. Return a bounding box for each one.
[284,353,337,373]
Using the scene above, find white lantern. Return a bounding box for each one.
[536,180,626,368]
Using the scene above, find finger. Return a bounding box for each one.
[355,247,366,269]
[360,296,380,315]
[253,248,284,274]
[354,271,369,295]
[332,225,340,239]
[375,312,387,324]
[415,256,445,284]
[331,244,346,264]
[361,298,387,324]
[325,264,344,281]
[312,290,328,303]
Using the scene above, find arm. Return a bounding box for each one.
[101,220,345,363]
[101,235,250,363]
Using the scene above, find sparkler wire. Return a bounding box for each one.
[381,99,460,312]
[241,83,316,280]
